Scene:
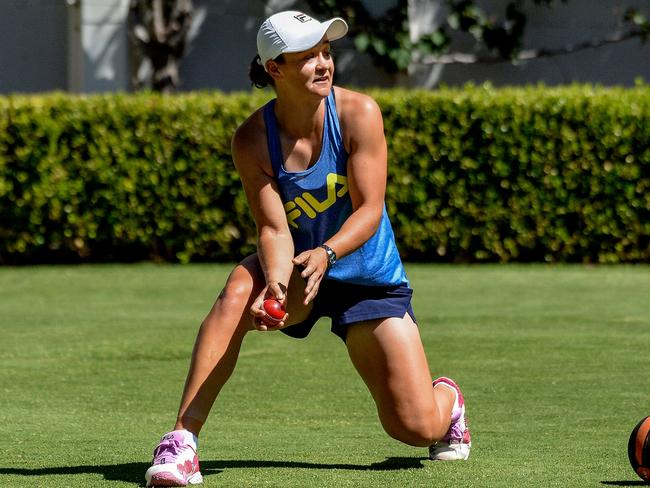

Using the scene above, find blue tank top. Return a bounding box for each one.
[263,92,408,287]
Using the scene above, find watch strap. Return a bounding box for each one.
[320,244,337,267]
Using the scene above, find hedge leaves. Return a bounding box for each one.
[1,85,648,263]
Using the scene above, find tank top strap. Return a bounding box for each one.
[263,99,283,178]
[264,92,344,177]
[325,90,344,150]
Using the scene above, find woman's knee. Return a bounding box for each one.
[221,256,263,307]
[380,410,441,447]
[201,257,262,331]
[220,273,253,309]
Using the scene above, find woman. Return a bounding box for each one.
[145,11,471,487]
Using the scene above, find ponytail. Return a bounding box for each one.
[248,54,285,89]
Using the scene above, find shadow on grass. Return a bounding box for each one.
[0,457,427,485]
[600,482,648,486]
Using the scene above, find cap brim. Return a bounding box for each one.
[282,17,348,53]
[323,18,348,42]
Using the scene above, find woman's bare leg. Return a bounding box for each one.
[345,314,454,447]
[174,254,311,435]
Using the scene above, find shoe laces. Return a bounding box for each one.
[444,413,469,443]
[445,421,465,442]
[153,439,186,462]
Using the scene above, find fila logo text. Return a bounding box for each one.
[284,173,348,229]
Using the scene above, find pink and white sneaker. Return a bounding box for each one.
[145,430,203,487]
[429,377,472,461]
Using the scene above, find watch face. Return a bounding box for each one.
[322,245,336,266]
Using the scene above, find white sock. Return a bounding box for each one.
[185,430,199,449]
[170,429,199,450]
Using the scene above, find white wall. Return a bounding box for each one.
[0,0,68,93]
[0,0,130,94]
[177,0,398,91]
[178,0,650,91]
[67,0,130,93]
[0,0,648,94]
[431,0,650,88]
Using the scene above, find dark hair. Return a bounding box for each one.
[249,54,285,89]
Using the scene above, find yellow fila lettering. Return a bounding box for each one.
[284,173,348,229]
[295,196,317,218]
[284,201,301,229]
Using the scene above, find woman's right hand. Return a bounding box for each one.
[292,247,329,305]
[250,281,289,331]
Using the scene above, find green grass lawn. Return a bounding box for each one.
[0,264,648,487]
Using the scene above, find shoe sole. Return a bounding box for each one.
[429,441,471,461]
[146,469,203,487]
[148,471,185,487]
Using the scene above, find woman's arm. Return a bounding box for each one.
[328,89,388,256]
[232,113,294,326]
[292,89,388,303]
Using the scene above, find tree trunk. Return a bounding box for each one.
[128,0,193,92]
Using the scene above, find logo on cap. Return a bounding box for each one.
[293,13,313,23]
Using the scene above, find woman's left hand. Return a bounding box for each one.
[292,247,329,305]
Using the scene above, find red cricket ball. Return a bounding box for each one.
[262,299,285,324]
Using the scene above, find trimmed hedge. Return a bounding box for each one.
[0,85,648,264]
[0,92,270,263]
[376,85,649,263]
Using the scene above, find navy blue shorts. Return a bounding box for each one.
[281,280,416,342]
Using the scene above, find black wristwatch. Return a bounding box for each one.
[320,244,337,268]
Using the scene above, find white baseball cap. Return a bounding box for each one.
[257,11,348,69]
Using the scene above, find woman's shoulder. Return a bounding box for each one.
[231,105,274,176]
[333,87,383,144]
[232,106,267,155]
[333,86,382,125]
